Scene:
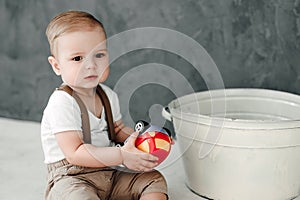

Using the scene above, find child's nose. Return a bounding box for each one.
[83,58,97,69]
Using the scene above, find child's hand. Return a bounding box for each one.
[120,131,159,172]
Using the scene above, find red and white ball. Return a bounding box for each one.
[135,122,172,165]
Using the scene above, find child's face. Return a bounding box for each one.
[49,28,109,89]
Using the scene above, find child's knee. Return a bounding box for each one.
[139,170,168,197]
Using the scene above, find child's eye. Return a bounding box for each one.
[72,56,83,61]
[95,53,105,58]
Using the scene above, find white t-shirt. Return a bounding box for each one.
[41,84,122,164]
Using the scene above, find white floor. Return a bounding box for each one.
[0,117,203,200]
[1,117,299,200]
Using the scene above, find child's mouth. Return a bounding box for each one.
[84,75,98,80]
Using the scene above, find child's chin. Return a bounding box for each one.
[77,83,99,89]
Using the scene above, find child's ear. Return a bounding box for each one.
[48,56,61,76]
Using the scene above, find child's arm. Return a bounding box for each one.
[55,131,121,167]
[114,119,134,143]
[55,130,158,171]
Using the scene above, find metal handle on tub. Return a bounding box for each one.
[162,107,172,121]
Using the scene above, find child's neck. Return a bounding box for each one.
[73,87,96,98]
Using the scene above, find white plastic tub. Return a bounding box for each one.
[162,88,300,200]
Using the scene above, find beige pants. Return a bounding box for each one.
[45,159,168,200]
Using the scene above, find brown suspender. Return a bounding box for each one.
[95,86,116,142]
[57,84,116,144]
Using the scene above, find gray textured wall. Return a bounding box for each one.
[1,0,300,126]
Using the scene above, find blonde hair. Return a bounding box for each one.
[46,10,106,56]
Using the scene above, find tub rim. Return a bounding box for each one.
[165,88,300,130]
